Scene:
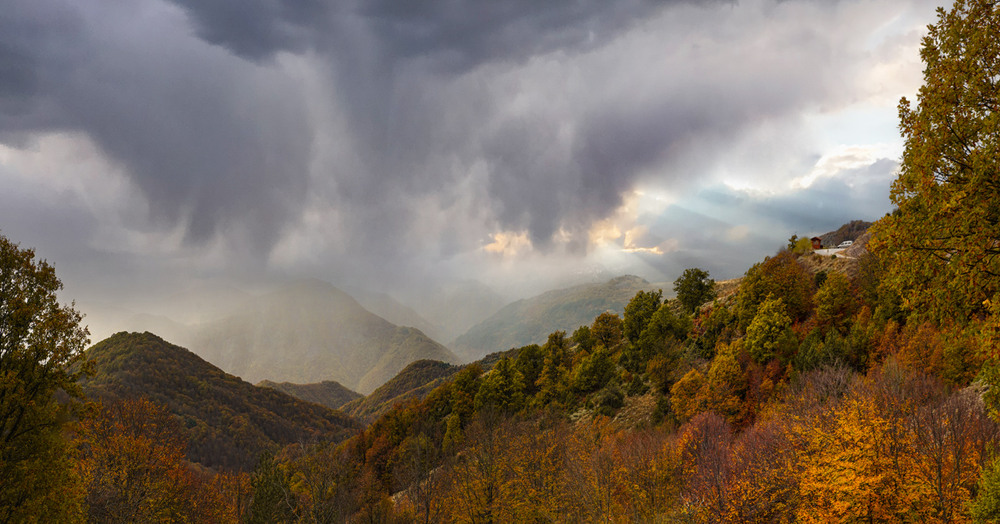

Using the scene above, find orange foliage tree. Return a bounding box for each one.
[76,397,239,523]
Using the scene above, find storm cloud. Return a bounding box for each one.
[0,0,940,308]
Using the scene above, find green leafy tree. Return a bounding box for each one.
[450,364,483,425]
[871,0,1000,323]
[972,455,1000,522]
[0,233,89,522]
[513,344,544,397]
[674,268,717,314]
[536,332,572,407]
[745,295,797,364]
[814,271,858,334]
[789,235,813,255]
[571,346,616,395]
[247,452,297,524]
[628,303,691,376]
[474,357,525,414]
[691,303,736,359]
[571,325,595,353]
[623,290,663,343]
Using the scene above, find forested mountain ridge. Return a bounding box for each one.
[185,279,460,393]
[341,359,460,423]
[79,331,361,471]
[256,379,362,410]
[451,275,661,361]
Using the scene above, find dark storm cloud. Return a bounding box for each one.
[167,0,331,60]
[0,0,313,255]
[170,0,725,70]
[0,0,934,301]
[0,2,84,132]
[157,0,751,260]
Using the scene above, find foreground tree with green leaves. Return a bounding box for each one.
[674,268,716,314]
[0,233,90,522]
[872,0,1000,323]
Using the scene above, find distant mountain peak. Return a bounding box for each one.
[184,281,459,393]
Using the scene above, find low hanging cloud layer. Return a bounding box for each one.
[0,0,940,305]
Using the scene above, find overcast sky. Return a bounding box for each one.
[0,0,942,321]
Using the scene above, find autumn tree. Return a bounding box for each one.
[76,398,204,523]
[795,394,910,522]
[690,303,736,359]
[591,312,624,350]
[611,429,681,521]
[724,418,797,523]
[502,421,575,521]
[0,233,89,522]
[279,443,352,523]
[911,388,999,521]
[442,412,513,523]
[671,369,708,421]
[396,433,445,524]
[872,0,1000,323]
[702,343,748,424]
[677,412,733,521]
[674,268,716,314]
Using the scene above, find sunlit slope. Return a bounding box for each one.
[452,275,659,361]
[342,359,460,423]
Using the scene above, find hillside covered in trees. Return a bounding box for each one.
[80,332,361,471]
[257,379,363,411]
[341,360,461,423]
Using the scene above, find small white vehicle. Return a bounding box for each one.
[836,240,853,249]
